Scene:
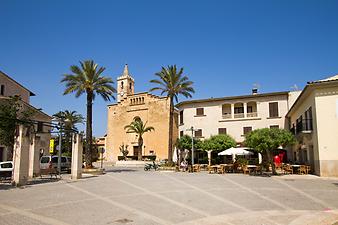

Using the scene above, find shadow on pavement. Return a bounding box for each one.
[105,168,138,173]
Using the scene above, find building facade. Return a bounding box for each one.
[105,65,178,162]
[287,75,338,177]
[0,71,52,162]
[176,90,301,143]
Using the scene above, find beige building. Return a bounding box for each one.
[0,71,52,162]
[286,75,338,177]
[105,65,178,162]
[176,90,301,143]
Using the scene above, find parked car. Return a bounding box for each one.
[40,156,71,173]
[0,161,13,179]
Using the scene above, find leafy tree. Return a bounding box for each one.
[61,60,116,168]
[150,65,195,162]
[53,110,84,154]
[124,117,154,160]
[244,128,295,175]
[0,96,35,159]
[197,135,236,152]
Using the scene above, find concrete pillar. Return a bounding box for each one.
[28,133,36,179]
[71,134,83,179]
[207,150,212,166]
[243,102,247,118]
[13,125,30,186]
[231,104,234,119]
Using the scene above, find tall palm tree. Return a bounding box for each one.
[61,60,116,167]
[150,65,194,162]
[124,116,154,160]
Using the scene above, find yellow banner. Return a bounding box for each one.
[49,139,54,154]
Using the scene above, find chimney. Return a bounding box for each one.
[252,88,258,95]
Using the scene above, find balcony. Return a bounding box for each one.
[234,113,244,118]
[247,112,258,118]
[295,119,313,134]
[222,114,232,119]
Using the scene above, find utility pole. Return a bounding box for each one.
[57,124,62,174]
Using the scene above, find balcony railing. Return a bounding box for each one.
[295,119,313,134]
[222,114,232,119]
[247,112,258,118]
[234,113,244,118]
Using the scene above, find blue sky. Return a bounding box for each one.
[1,0,338,136]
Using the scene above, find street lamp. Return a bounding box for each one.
[186,126,197,167]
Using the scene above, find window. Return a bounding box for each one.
[270,125,279,129]
[194,129,202,137]
[196,108,204,116]
[269,102,279,117]
[247,106,253,113]
[0,85,4,96]
[234,107,244,114]
[179,111,184,124]
[180,131,184,137]
[243,127,252,135]
[121,81,124,89]
[149,150,154,155]
[37,122,43,132]
[1,162,12,169]
[218,128,227,135]
[129,82,132,90]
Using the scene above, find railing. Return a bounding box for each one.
[222,114,232,119]
[247,112,258,118]
[295,119,313,134]
[234,113,244,118]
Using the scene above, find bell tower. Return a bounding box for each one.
[117,64,134,102]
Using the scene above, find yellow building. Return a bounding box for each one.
[287,75,338,177]
[105,65,178,162]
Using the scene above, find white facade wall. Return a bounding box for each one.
[178,93,291,143]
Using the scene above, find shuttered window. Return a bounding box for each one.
[269,102,279,117]
[179,111,184,124]
[196,108,204,116]
[195,129,203,137]
[218,128,227,135]
[243,127,252,135]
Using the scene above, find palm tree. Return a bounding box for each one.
[150,65,194,162]
[124,116,154,160]
[61,60,116,168]
[53,110,84,154]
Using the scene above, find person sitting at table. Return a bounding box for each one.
[180,160,188,171]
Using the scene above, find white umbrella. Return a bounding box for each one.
[218,147,254,156]
[218,147,254,162]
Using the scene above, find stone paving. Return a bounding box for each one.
[0,167,338,225]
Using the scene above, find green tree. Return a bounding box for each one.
[124,116,154,160]
[61,60,116,168]
[0,96,35,159]
[150,65,195,162]
[244,128,295,175]
[198,135,236,152]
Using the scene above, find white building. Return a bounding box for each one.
[176,90,301,143]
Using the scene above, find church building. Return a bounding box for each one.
[105,65,178,162]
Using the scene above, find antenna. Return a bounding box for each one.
[290,84,299,91]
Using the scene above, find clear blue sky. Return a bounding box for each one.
[1,0,338,136]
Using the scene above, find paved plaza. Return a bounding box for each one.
[1,168,338,225]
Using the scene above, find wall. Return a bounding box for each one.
[0,72,31,103]
[106,93,176,162]
[314,86,338,177]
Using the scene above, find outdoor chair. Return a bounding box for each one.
[299,165,307,175]
[283,164,293,174]
[193,164,201,172]
[217,165,225,174]
[254,165,262,175]
[242,166,250,175]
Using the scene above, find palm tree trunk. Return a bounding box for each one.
[85,91,93,168]
[168,97,174,162]
[138,137,143,161]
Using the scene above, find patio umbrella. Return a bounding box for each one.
[218,147,254,162]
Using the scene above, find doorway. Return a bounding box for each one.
[0,147,3,162]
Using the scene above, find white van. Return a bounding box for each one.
[40,156,71,173]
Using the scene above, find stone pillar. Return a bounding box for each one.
[13,125,30,186]
[71,134,83,179]
[28,133,36,179]
[207,150,212,166]
[243,102,247,118]
[231,104,234,119]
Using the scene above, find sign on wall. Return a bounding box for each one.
[49,139,54,154]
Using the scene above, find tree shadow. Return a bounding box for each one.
[105,168,137,173]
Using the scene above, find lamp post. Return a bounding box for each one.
[186,126,197,166]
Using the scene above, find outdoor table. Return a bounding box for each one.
[246,165,257,174]
[291,165,301,174]
[209,165,219,174]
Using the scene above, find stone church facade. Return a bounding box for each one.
[105,65,178,162]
